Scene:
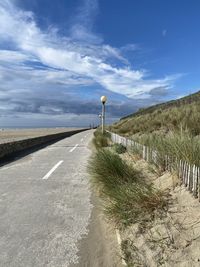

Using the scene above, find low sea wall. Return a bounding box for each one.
[0,129,88,161]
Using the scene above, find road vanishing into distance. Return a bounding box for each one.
[0,130,121,267]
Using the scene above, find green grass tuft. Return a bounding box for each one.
[92,129,110,149]
[88,149,167,228]
[88,149,140,192]
[105,182,166,227]
[112,143,126,154]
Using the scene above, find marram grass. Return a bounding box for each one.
[92,129,110,149]
[88,149,167,228]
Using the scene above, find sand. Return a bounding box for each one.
[0,128,83,144]
[121,154,200,266]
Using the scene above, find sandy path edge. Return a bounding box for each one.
[69,192,123,267]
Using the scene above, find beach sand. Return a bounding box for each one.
[0,128,83,144]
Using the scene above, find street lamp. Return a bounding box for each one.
[100,96,107,134]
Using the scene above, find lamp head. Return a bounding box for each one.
[101,95,107,104]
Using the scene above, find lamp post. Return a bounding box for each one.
[98,114,102,127]
[100,96,107,134]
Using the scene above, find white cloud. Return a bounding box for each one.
[0,50,31,62]
[121,43,139,52]
[69,0,102,44]
[0,0,180,100]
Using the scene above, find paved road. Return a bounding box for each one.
[0,130,95,267]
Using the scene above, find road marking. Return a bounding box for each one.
[42,160,63,180]
[69,144,78,152]
[116,229,127,266]
[81,138,84,142]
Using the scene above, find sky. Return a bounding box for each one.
[0,0,200,127]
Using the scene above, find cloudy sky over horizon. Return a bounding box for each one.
[0,0,200,127]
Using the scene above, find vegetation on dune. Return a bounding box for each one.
[112,143,126,154]
[92,128,110,149]
[105,181,166,227]
[137,130,200,167]
[88,149,140,190]
[90,130,168,264]
[121,90,200,121]
[90,92,200,265]
[88,149,167,228]
[109,91,200,167]
[110,93,200,137]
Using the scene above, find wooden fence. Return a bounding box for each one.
[109,132,200,201]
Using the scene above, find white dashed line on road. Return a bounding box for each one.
[69,144,78,153]
[81,138,84,142]
[42,160,63,180]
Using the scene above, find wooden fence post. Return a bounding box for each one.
[143,146,145,159]
[193,165,197,197]
[198,167,200,202]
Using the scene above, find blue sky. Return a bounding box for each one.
[0,0,199,127]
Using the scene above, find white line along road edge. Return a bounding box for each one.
[42,160,64,180]
[69,144,78,153]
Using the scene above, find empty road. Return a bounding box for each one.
[0,130,121,267]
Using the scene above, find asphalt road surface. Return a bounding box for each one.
[0,130,121,267]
